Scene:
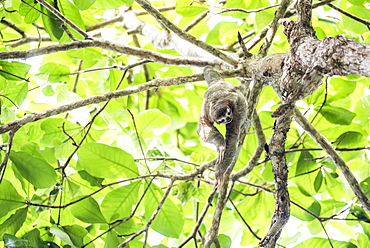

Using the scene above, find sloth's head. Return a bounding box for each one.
[213,105,233,124]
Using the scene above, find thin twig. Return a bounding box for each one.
[0,19,25,37]
[183,10,209,32]
[0,128,19,183]
[327,3,370,27]
[214,4,279,15]
[179,187,217,247]
[81,177,155,247]
[117,179,175,247]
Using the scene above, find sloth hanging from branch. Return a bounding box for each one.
[197,66,249,187]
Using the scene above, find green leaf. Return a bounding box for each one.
[218,234,232,248]
[19,0,40,23]
[1,82,28,107]
[314,171,323,192]
[40,118,80,146]
[348,0,365,5]
[10,151,57,189]
[2,233,28,248]
[77,143,138,178]
[328,77,356,101]
[38,62,70,83]
[144,184,184,238]
[94,0,133,9]
[342,6,370,34]
[41,3,63,40]
[101,181,140,222]
[78,170,104,187]
[23,229,43,248]
[354,95,370,131]
[134,109,171,137]
[70,196,106,223]
[42,85,55,96]
[318,199,346,217]
[104,230,125,248]
[0,208,27,235]
[113,218,143,236]
[336,131,367,148]
[319,105,356,125]
[255,7,275,30]
[360,177,370,198]
[58,0,86,39]
[176,0,207,17]
[293,237,357,248]
[73,0,96,10]
[357,233,370,248]
[206,23,222,45]
[0,61,31,81]
[63,225,88,247]
[49,226,74,246]
[0,180,25,219]
[67,48,104,61]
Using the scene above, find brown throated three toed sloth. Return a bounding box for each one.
[197,66,248,187]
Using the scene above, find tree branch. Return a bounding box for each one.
[117,179,174,247]
[0,39,219,67]
[259,107,292,247]
[134,0,238,66]
[293,108,370,212]
[37,0,90,39]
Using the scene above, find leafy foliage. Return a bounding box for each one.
[0,0,369,247]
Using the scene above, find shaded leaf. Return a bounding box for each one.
[319,105,356,125]
[0,208,27,235]
[63,225,88,247]
[0,180,25,219]
[41,3,63,40]
[2,234,28,248]
[10,151,57,189]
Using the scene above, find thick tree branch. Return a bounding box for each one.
[259,107,292,247]
[0,68,246,134]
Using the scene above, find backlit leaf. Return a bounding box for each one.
[77,143,138,178]
[70,196,106,223]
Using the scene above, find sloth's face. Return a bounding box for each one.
[214,106,232,124]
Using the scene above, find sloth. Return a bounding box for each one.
[197,66,248,185]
